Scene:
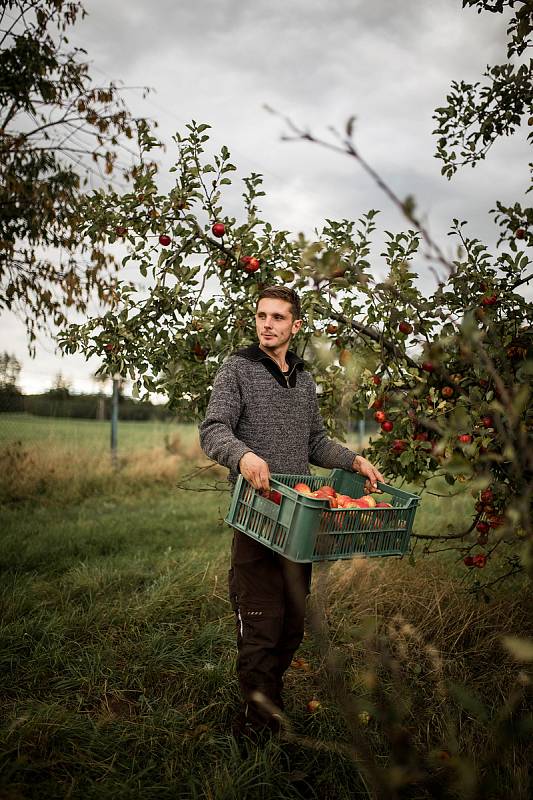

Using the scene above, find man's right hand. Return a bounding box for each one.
[239,452,271,491]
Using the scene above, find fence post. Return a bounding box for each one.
[111,377,119,468]
[358,418,366,450]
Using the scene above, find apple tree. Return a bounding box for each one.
[61,2,532,591]
[0,0,153,348]
[59,121,531,590]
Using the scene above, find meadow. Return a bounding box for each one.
[0,414,531,799]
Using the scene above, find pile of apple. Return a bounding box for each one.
[293,482,392,510]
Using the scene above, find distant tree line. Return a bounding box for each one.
[0,353,173,420]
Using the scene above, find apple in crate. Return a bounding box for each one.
[343,498,369,509]
[294,482,312,494]
[356,495,377,508]
[313,488,338,507]
[336,494,353,508]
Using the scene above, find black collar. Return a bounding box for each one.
[232,343,306,388]
[233,343,305,369]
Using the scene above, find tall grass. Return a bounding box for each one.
[0,432,226,507]
[0,419,531,798]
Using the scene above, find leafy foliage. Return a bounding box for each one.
[0,0,152,347]
[59,120,533,589]
[60,3,533,586]
[433,0,533,249]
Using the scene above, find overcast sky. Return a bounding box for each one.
[3,0,530,394]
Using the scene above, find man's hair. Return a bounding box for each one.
[256,286,302,321]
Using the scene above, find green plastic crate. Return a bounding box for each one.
[225,469,420,563]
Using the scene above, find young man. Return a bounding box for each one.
[199,286,383,739]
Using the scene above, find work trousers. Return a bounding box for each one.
[228,530,312,727]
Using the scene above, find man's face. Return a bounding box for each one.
[255,298,302,351]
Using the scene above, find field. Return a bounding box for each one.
[0,414,531,799]
[0,413,200,452]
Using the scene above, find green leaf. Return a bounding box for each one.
[277,269,294,282]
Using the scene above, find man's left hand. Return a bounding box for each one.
[352,455,384,493]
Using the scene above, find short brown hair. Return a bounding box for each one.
[256,286,302,320]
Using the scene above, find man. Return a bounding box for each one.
[199,286,383,740]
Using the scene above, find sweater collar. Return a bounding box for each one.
[233,343,305,372]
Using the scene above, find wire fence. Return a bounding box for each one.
[0,411,198,458]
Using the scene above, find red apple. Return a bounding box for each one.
[515,228,526,239]
[441,386,454,398]
[481,294,498,307]
[476,521,490,535]
[344,498,368,509]
[327,324,338,334]
[372,375,382,386]
[398,321,413,335]
[392,439,407,453]
[312,488,332,500]
[473,554,487,569]
[374,411,387,424]
[318,485,336,498]
[336,495,352,508]
[414,432,429,442]
[241,256,260,273]
[294,482,312,494]
[507,345,527,360]
[421,361,435,372]
[291,657,311,671]
[357,495,377,508]
[192,342,207,361]
[463,556,475,567]
[307,699,321,713]
[381,420,394,433]
[482,416,494,428]
[115,225,127,236]
[331,267,347,278]
[212,222,225,237]
[458,434,472,444]
[480,488,493,504]
[159,234,171,246]
[371,398,384,410]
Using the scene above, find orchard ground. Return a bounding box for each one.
[0,415,531,799]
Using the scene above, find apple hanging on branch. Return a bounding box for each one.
[57,120,532,589]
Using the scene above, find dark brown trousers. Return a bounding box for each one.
[228,530,312,727]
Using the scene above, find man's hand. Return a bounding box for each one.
[352,454,385,493]
[239,452,271,491]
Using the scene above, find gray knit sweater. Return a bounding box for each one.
[199,344,357,483]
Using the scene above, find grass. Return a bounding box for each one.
[0,416,531,799]
[0,412,198,453]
